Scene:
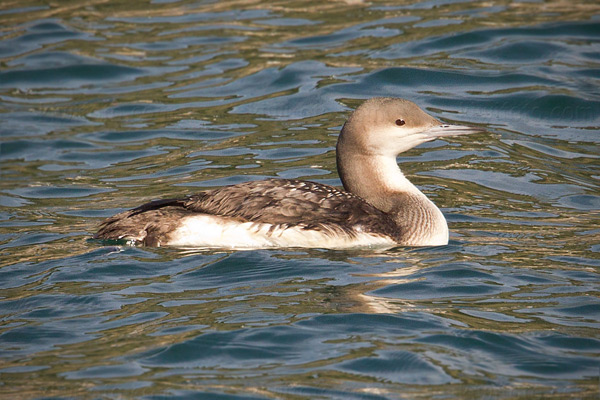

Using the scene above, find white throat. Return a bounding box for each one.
[337,151,449,246]
[370,154,417,193]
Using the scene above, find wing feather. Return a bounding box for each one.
[183,179,400,239]
[95,178,402,244]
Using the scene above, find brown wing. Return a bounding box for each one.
[183,179,400,238]
[95,179,402,244]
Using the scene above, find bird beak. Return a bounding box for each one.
[423,124,483,138]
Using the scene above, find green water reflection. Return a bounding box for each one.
[1,0,599,399]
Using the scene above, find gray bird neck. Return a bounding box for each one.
[336,143,448,245]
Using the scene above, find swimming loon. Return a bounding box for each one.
[94,97,482,248]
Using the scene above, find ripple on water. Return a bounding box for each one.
[0,2,599,399]
[0,20,93,58]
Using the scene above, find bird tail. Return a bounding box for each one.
[93,198,187,246]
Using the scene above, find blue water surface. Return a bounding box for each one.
[1,1,599,399]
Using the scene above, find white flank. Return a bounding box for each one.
[166,215,396,249]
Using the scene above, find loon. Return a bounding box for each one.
[94,97,482,248]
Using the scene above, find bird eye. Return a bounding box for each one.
[395,119,405,126]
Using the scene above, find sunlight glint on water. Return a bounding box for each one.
[0,1,599,399]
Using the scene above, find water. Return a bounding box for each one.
[1,1,599,398]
